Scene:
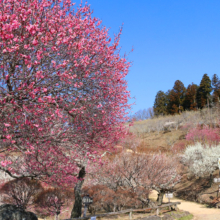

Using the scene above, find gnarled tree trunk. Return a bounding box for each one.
[71,167,86,218]
[156,189,165,206]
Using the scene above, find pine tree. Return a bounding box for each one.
[168,80,186,114]
[183,83,198,110]
[212,74,220,103]
[196,74,212,109]
[153,91,168,116]
[166,90,172,114]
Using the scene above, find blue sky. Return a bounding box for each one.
[74,0,220,113]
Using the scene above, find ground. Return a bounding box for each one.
[150,190,220,220]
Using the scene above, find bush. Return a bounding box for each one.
[172,140,193,153]
[82,185,145,213]
[186,126,220,145]
[0,177,43,210]
[183,142,220,177]
[34,188,73,218]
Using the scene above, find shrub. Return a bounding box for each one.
[82,185,144,213]
[172,140,193,153]
[34,188,73,219]
[186,126,220,145]
[0,177,43,210]
[183,142,220,178]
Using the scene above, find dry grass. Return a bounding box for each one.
[173,169,220,205]
[129,107,220,139]
[125,107,220,155]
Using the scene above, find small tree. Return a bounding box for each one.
[132,108,154,121]
[82,184,145,213]
[34,188,73,220]
[89,152,180,206]
[0,177,43,210]
[183,142,220,186]
[143,154,181,205]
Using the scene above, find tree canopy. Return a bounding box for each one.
[0,0,130,185]
[168,80,186,114]
[153,91,168,116]
[196,74,212,109]
[153,73,219,116]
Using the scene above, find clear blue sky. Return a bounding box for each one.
[74,0,220,113]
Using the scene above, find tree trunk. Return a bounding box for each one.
[70,167,86,218]
[113,205,116,212]
[156,190,165,205]
[55,214,59,220]
[209,173,213,188]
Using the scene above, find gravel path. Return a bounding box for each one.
[150,190,220,220]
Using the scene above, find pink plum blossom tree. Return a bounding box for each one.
[89,152,181,206]
[186,126,220,145]
[0,0,131,217]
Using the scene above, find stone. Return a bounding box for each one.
[161,214,175,220]
[0,204,38,220]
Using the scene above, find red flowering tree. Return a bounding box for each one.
[186,126,220,145]
[0,0,130,217]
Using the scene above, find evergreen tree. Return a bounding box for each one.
[212,74,220,103]
[153,91,168,116]
[183,83,198,110]
[165,90,172,114]
[168,80,186,114]
[196,74,212,109]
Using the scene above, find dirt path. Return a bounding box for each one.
[150,191,220,220]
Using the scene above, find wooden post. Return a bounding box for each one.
[156,208,159,216]
[129,211,132,219]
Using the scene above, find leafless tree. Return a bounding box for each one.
[0,177,43,210]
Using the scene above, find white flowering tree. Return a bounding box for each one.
[183,142,220,185]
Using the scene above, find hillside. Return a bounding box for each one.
[127,107,220,206]
[128,107,219,150]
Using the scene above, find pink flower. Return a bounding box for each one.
[38,98,43,102]
[25,150,32,155]
[6,135,11,139]
[1,160,12,167]
[32,38,38,45]
[36,70,42,78]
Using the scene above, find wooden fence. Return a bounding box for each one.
[64,202,181,220]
